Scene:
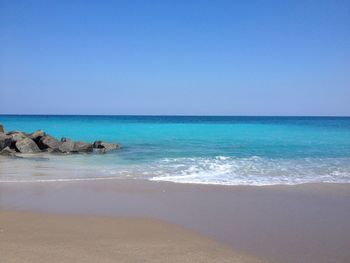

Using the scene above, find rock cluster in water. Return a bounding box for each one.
[0,123,119,156]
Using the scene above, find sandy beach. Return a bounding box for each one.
[1,180,350,262]
[0,211,263,263]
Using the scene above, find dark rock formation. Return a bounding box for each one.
[93,141,102,148]
[39,135,60,150]
[73,142,93,153]
[93,141,119,153]
[30,130,45,143]
[15,138,41,153]
[58,138,93,153]
[9,132,27,143]
[0,124,120,155]
[0,146,16,156]
[7,130,29,136]
[58,139,75,153]
[0,134,12,151]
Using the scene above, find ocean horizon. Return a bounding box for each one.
[1,115,350,185]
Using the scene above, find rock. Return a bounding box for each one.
[15,137,41,153]
[2,132,26,151]
[2,128,120,155]
[101,142,119,152]
[73,142,93,153]
[0,123,4,133]
[45,148,60,153]
[61,137,71,142]
[30,130,45,142]
[93,141,103,148]
[7,130,25,135]
[39,135,60,150]
[0,146,16,156]
[8,132,27,143]
[0,133,12,151]
[59,140,75,153]
[97,148,109,154]
[93,141,119,153]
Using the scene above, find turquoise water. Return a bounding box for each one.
[1,115,350,185]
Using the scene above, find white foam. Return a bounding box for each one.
[1,155,350,186]
[148,156,350,185]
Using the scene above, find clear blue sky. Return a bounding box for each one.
[0,0,349,116]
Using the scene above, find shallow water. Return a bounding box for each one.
[1,115,350,185]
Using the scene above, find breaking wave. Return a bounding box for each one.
[147,156,350,185]
[1,155,350,185]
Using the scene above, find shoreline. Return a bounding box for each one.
[1,171,350,187]
[1,180,350,262]
[2,157,350,186]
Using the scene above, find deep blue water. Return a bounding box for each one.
[1,115,350,185]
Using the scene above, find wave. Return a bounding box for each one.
[1,155,350,185]
[148,156,350,185]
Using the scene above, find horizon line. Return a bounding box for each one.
[0,114,349,118]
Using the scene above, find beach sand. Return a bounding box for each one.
[0,211,262,263]
[1,180,350,262]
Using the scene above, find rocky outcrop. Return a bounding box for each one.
[73,142,93,153]
[0,124,120,155]
[8,132,27,143]
[93,141,119,153]
[30,130,45,142]
[15,137,41,153]
[58,138,75,153]
[39,135,60,150]
[0,133,12,151]
[0,146,16,156]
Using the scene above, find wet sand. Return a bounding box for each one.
[1,180,350,262]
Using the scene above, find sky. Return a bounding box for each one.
[0,0,349,116]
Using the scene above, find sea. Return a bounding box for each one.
[1,115,350,185]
